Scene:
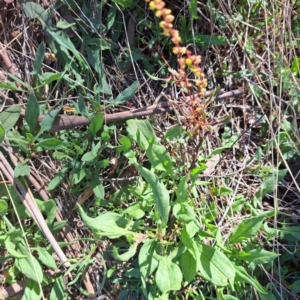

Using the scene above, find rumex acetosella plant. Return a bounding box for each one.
[146,0,208,132]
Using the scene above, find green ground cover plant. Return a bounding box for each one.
[0,0,300,299]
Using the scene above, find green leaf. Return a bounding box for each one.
[235,249,280,267]
[32,43,45,75]
[50,275,65,300]
[163,125,183,141]
[77,205,133,239]
[197,242,235,286]
[25,92,40,132]
[21,2,52,29]
[92,177,105,199]
[40,72,62,85]
[189,0,198,19]
[56,21,76,29]
[5,237,28,258]
[229,214,265,244]
[126,119,158,150]
[292,58,300,73]
[38,138,63,150]
[0,81,25,91]
[15,244,43,282]
[14,162,30,178]
[36,247,57,269]
[0,124,5,143]
[113,243,138,262]
[22,279,42,300]
[35,108,60,140]
[107,5,117,30]
[139,239,159,278]
[113,80,138,106]
[47,165,69,191]
[86,47,111,94]
[146,142,172,174]
[173,203,196,223]
[234,263,267,294]
[253,169,287,207]
[0,199,8,216]
[111,0,134,9]
[88,113,104,137]
[193,33,229,47]
[180,250,197,282]
[279,225,300,239]
[0,105,21,132]
[176,175,189,202]
[211,186,233,196]
[44,199,57,225]
[116,136,131,154]
[155,256,183,294]
[134,164,170,226]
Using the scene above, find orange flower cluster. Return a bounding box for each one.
[146,0,207,94]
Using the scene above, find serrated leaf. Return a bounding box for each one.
[25,92,39,132]
[134,164,169,226]
[229,214,265,244]
[0,105,21,132]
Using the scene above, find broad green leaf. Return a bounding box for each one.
[113,243,138,262]
[124,202,145,219]
[116,136,131,154]
[155,257,183,294]
[14,162,30,178]
[235,249,280,268]
[36,247,57,269]
[234,263,267,294]
[163,125,183,141]
[181,227,200,270]
[139,239,159,278]
[113,80,138,106]
[81,150,98,162]
[22,279,42,300]
[211,186,233,196]
[0,105,21,132]
[180,250,197,282]
[134,164,170,226]
[47,165,69,191]
[92,177,105,199]
[126,119,158,150]
[0,81,25,91]
[292,58,300,73]
[197,242,235,286]
[279,225,300,239]
[15,244,43,282]
[229,214,265,244]
[0,199,8,216]
[25,92,39,132]
[35,108,60,140]
[22,2,51,29]
[5,237,28,258]
[56,21,76,29]
[253,169,287,207]
[173,203,196,223]
[77,205,135,239]
[38,138,63,150]
[32,43,45,74]
[88,113,104,137]
[146,142,172,174]
[0,124,5,143]
[50,276,65,300]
